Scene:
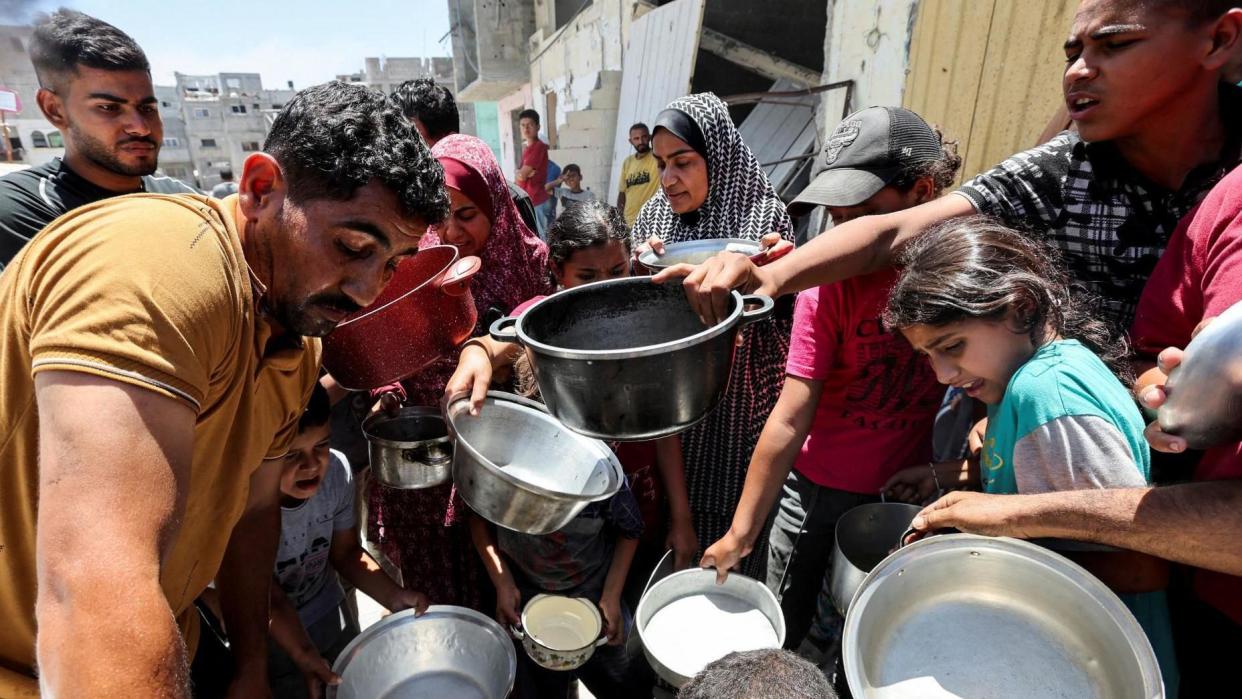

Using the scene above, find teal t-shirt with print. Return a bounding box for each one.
[981,340,1150,494]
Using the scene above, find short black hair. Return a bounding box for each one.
[264,81,450,224]
[392,77,459,140]
[562,163,581,175]
[679,649,837,699]
[218,167,234,181]
[30,9,149,90]
[518,109,540,126]
[298,383,331,432]
[629,122,649,134]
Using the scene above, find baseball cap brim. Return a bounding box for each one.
[787,166,900,216]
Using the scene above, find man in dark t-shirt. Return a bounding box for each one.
[0,11,196,270]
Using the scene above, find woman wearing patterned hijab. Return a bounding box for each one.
[369,134,552,610]
[632,93,794,579]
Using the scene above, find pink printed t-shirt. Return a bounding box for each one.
[786,268,943,494]
[1130,164,1242,623]
[520,140,550,206]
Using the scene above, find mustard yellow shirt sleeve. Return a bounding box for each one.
[25,196,242,411]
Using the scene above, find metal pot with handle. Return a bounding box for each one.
[362,406,453,490]
[511,595,609,671]
[489,276,775,440]
[323,245,482,391]
[829,501,921,616]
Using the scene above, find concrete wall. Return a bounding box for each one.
[528,0,630,129]
[452,0,537,101]
[819,0,921,141]
[496,84,534,176]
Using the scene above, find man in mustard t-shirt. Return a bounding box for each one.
[616,122,660,225]
[0,81,449,697]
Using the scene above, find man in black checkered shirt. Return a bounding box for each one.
[669,0,1242,339]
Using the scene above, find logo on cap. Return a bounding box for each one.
[823,118,861,166]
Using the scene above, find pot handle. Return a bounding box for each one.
[489,316,520,344]
[508,624,525,641]
[739,294,775,324]
[439,255,482,297]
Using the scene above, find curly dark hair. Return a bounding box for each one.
[884,215,1132,382]
[391,77,459,140]
[264,81,449,225]
[679,649,836,699]
[889,125,962,197]
[30,9,149,90]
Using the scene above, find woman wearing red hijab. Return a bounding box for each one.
[369,134,551,610]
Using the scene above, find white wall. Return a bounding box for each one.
[820,0,920,138]
[528,0,630,134]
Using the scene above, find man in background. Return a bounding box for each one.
[616,122,659,225]
[514,108,551,236]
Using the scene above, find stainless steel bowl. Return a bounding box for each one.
[844,534,1163,698]
[636,568,785,687]
[363,406,453,489]
[328,606,516,699]
[490,277,774,440]
[637,238,760,271]
[447,391,624,535]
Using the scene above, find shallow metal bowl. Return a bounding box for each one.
[637,237,760,270]
[843,535,1163,698]
[328,606,516,699]
[448,392,624,534]
[636,568,785,687]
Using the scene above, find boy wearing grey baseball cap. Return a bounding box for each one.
[789,106,958,221]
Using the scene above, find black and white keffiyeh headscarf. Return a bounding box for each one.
[631,92,794,246]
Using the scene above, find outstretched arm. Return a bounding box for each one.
[913,482,1242,576]
[35,371,195,697]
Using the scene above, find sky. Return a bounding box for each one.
[4,0,452,90]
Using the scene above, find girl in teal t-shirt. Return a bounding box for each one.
[882,216,1177,694]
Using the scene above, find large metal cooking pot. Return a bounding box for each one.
[843,534,1163,698]
[830,502,920,616]
[1158,298,1242,449]
[446,391,624,535]
[636,568,785,687]
[323,245,482,391]
[489,277,774,440]
[328,605,516,699]
[363,406,452,489]
[512,594,608,671]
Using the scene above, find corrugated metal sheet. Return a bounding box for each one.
[607,0,706,201]
[903,0,1077,181]
[737,79,820,195]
